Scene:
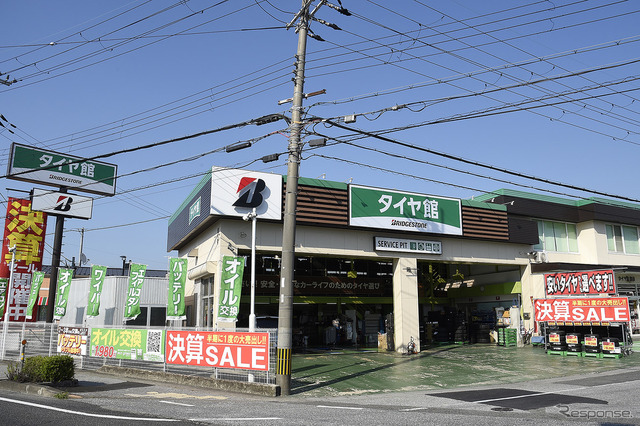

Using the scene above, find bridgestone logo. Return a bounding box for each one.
[391,219,428,229]
[50,174,82,185]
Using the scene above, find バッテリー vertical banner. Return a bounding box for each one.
[218,256,245,322]
[124,263,146,321]
[53,268,74,320]
[167,258,187,321]
[25,271,44,319]
[87,265,107,318]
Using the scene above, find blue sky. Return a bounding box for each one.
[1,0,639,270]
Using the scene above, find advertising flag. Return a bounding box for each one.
[124,263,146,321]
[218,256,245,322]
[87,265,107,318]
[53,268,74,320]
[26,271,44,319]
[167,258,187,321]
[0,278,7,318]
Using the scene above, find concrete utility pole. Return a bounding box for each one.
[277,0,315,396]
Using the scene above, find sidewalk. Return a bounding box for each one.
[1,344,639,399]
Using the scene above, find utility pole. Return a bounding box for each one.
[277,0,314,396]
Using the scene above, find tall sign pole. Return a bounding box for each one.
[277,0,312,396]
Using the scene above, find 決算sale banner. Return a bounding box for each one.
[166,330,269,371]
[0,198,47,322]
[534,297,630,323]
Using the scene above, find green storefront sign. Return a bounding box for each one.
[349,185,462,235]
[90,328,165,362]
[7,143,117,196]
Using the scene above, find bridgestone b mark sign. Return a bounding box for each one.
[166,331,270,371]
[349,185,462,235]
[544,269,616,296]
[534,297,630,324]
[7,143,117,196]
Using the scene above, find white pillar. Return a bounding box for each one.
[392,257,420,353]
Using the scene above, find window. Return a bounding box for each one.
[534,220,578,253]
[606,224,640,254]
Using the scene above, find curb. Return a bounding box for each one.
[97,365,281,397]
[0,379,61,398]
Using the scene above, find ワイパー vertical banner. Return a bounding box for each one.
[218,256,245,322]
[53,268,74,320]
[167,258,187,321]
[87,265,107,318]
[124,263,147,321]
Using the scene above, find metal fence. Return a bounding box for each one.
[1,322,277,385]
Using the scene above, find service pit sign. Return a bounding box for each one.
[166,330,270,371]
[534,297,631,324]
[349,185,462,235]
[7,143,117,196]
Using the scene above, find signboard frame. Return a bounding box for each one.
[7,143,117,196]
[31,188,94,219]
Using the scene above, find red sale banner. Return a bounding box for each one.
[165,330,270,371]
[534,297,630,323]
[544,270,615,296]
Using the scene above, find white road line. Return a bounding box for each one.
[160,400,194,407]
[317,405,364,410]
[0,396,178,422]
[190,418,282,422]
[472,387,586,404]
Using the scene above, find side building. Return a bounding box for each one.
[167,168,640,352]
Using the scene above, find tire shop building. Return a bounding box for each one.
[167,167,640,353]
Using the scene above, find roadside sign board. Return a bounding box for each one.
[31,188,93,219]
[7,143,117,196]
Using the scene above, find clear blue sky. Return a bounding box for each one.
[1,0,639,270]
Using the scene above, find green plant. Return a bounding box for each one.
[5,361,27,382]
[54,392,69,399]
[19,355,75,383]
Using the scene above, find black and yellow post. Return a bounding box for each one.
[276,347,292,376]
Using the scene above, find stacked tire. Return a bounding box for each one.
[584,334,600,354]
[566,332,582,353]
[548,330,567,352]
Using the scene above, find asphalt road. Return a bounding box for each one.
[3,366,637,425]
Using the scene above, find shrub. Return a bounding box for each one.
[15,355,75,383]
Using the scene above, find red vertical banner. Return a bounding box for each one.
[1,198,47,322]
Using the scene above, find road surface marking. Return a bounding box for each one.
[0,396,177,422]
[160,400,194,407]
[317,405,364,410]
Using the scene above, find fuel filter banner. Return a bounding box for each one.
[124,263,146,321]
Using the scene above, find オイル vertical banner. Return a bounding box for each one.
[218,256,245,322]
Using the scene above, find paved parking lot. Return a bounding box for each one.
[290,343,640,397]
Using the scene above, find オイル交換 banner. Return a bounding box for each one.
[544,269,616,296]
[90,328,165,362]
[534,297,630,324]
[166,330,269,371]
[53,268,74,320]
[218,256,245,322]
